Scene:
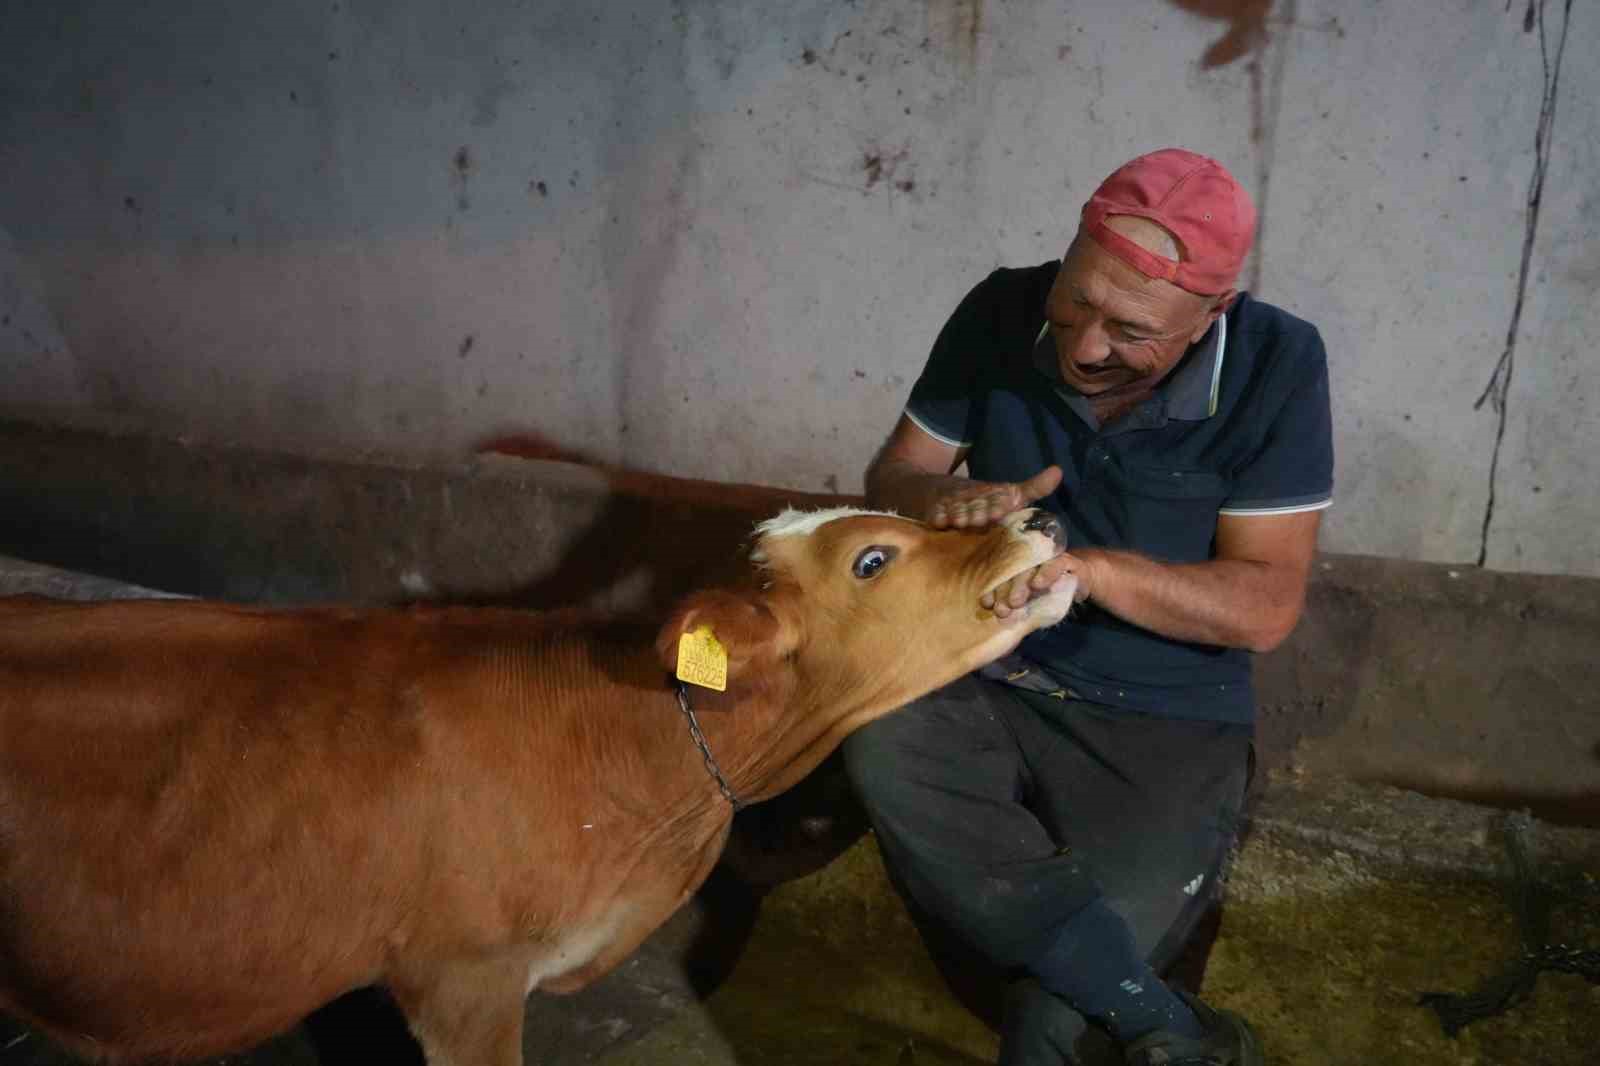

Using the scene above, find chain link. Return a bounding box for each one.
[1531,944,1600,977]
[676,683,745,811]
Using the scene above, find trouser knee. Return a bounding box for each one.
[841,696,1099,971]
[839,709,918,811]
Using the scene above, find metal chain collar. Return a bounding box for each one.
[675,682,745,812]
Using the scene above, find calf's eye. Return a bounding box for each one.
[852,546,896,579]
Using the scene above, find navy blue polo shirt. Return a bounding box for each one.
[904,261,1334,724]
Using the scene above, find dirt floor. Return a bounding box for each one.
[2,777,1596,1066]
[591,782,1600,1066]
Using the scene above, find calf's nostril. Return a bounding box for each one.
[1020,511,1068,549]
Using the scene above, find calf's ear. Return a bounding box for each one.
[655,589,799,687]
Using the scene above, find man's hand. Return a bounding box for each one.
[985,548,1102,618]
[863,423,1078,616]
[867,419,1321,650]
[988,512,1323,651]
[930,466,1064,528]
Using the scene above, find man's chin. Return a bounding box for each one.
[1063,372,1136,396]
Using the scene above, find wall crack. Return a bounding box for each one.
[1473,0,1575,567]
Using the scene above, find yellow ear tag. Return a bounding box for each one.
[676,624,728,692]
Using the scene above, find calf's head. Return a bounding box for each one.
[656,507,1073,729]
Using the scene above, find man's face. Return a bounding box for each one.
[1043,227,1228,400]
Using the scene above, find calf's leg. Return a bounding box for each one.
[390,954,532,1066]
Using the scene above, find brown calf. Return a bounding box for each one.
[0,507,1072,1065]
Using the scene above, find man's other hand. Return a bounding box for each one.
[984,549,1100,618]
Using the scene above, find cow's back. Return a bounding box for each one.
[0,598,444,1054]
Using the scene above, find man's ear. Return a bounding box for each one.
[655,589,799,684]
[1190,288,1237,343]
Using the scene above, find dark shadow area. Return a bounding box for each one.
[299,989,424,1066]
[678,866,768,999]
[717,750,871,890]
[468,434,855,615]
[0,421,364,602]
[1250,581,1380,773]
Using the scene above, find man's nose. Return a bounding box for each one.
[1056,321,1111,366]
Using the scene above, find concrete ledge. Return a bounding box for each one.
[1241,772,1600,882]
[0,419,841,610]
[1253,554,1600,827]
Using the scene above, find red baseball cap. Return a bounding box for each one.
[1080,148,1256,296]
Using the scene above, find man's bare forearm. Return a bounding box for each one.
[1072,547,1305,653]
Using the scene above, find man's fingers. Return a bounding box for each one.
[934,471,1061,529]
[1027,554,1076,589]
[984,574,1031,616]
[973,489,1026,526]
[934,493,1000,528]
[979,466,1064,524]
[1016,465,1064,505]
[987,557,1082,617]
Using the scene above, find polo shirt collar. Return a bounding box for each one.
[1162,311,1227,420]
[1032,310,1227,429]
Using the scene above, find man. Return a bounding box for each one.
[845,148,1333,1065]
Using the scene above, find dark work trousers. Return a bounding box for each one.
[840,668,1252,1065]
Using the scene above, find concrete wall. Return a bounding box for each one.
[2,0,1595,576]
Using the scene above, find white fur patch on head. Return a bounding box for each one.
[749,506,908,565]
[754,506,903,540]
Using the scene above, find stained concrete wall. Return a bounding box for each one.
[1,0,1596,575]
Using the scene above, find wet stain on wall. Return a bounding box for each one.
[452,145,472,211]
[1166,0,1272,68]
[925,0,984,71]
[861,147,910,191]
[1165,0,1291,294]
